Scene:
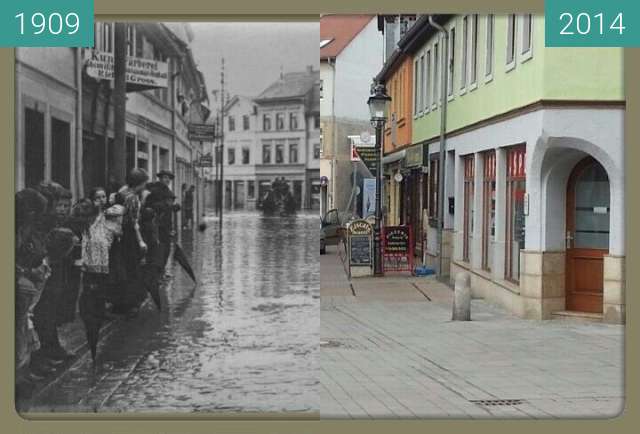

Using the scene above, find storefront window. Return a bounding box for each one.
[482,151,496,271]
[505,146,526,282]
[24,106,45,188]
[247,180,255,199]
[463,155,474,262]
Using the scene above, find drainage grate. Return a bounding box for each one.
[471,399,525,407]
[320,339,343,348]
[320,338,363,350]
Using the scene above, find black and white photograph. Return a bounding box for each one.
[15,21,320,413]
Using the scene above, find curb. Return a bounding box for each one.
[18,252,176,410]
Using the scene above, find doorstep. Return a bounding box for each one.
[551,310,603,323]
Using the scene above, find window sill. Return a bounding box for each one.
[447,94,455,102]
[460,87,467,96]
[505,61,516,73]
[484,74,493,84]
[520,50,533,64]
[468,82,478,92]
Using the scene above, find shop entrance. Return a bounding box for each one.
[565,157,610,313]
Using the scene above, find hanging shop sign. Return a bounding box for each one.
[348,219,373,267]
[383,225,414,273]
[196,153,214,167]
[84,49,169,89]
[405,143,423,168]
[188,123,216,142]
[354,146,378,177]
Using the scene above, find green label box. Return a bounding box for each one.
[546,0,640,47]
[0,0,93,47]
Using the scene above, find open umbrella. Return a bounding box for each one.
[78,282,105,365]
[173,243,196,283]
[141,266,163,311]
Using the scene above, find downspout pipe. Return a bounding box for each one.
[75,48,84,199]
[328,57,337,212]
[429,15,449,278]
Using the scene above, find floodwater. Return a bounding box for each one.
[25,211,319,413]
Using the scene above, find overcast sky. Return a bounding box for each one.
[189,22,319,101]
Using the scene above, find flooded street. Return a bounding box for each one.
[26,211,319,413]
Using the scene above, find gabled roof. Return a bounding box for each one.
[320,15,374,60]
[255,69,319,102]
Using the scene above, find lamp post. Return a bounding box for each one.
[367,83,391,276]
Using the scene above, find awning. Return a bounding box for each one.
[382,149,406,165]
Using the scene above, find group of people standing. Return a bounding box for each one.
[16,168,184,396]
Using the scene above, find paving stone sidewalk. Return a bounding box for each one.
[320,246,625,419]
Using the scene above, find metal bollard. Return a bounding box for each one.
[452,272,471,321]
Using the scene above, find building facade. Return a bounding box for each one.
[253,66,320,210]
[220,95,259,210]
[16,22,210,225]
[320,15,383,216]
[375,14,625,323]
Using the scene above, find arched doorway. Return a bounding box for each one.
[565,157,610,313]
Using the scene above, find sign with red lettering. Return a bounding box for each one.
[382,225,414,273]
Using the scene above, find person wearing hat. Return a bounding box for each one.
[156,170,175,188]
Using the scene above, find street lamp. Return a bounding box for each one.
[367,83,391,276]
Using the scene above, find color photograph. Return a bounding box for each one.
[320,14,624,418]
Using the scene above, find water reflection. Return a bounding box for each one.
[28,211,319,413]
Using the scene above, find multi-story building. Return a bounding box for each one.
[306,80,321,210]
[320,15,383,216]
[375,14,625,323]
[220,95,259,210]
[16,22,209,225]
[253,66,320,210]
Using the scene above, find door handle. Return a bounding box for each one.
[566,230,574,249]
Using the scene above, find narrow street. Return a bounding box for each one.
[26,211,319,413]
[320,246,624,418]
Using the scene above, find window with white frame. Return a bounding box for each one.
[470,14,478,84]
[506,14,517,66]
[485,14,494,77]
[433,42,439,108]
[414,59,420,115]
[522,14,533,55]
[448,27,455,96]
[419,54,425,111]
[461,16,468,90]
[425,50,431,109]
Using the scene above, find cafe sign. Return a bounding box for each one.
[84,49,169,88]
[348,219,373,267]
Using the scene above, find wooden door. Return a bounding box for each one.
[565,157,610,313]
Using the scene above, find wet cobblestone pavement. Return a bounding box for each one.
[25,211,319,413]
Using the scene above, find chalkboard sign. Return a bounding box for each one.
[350,235,371,266]
[348,219,373,268]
